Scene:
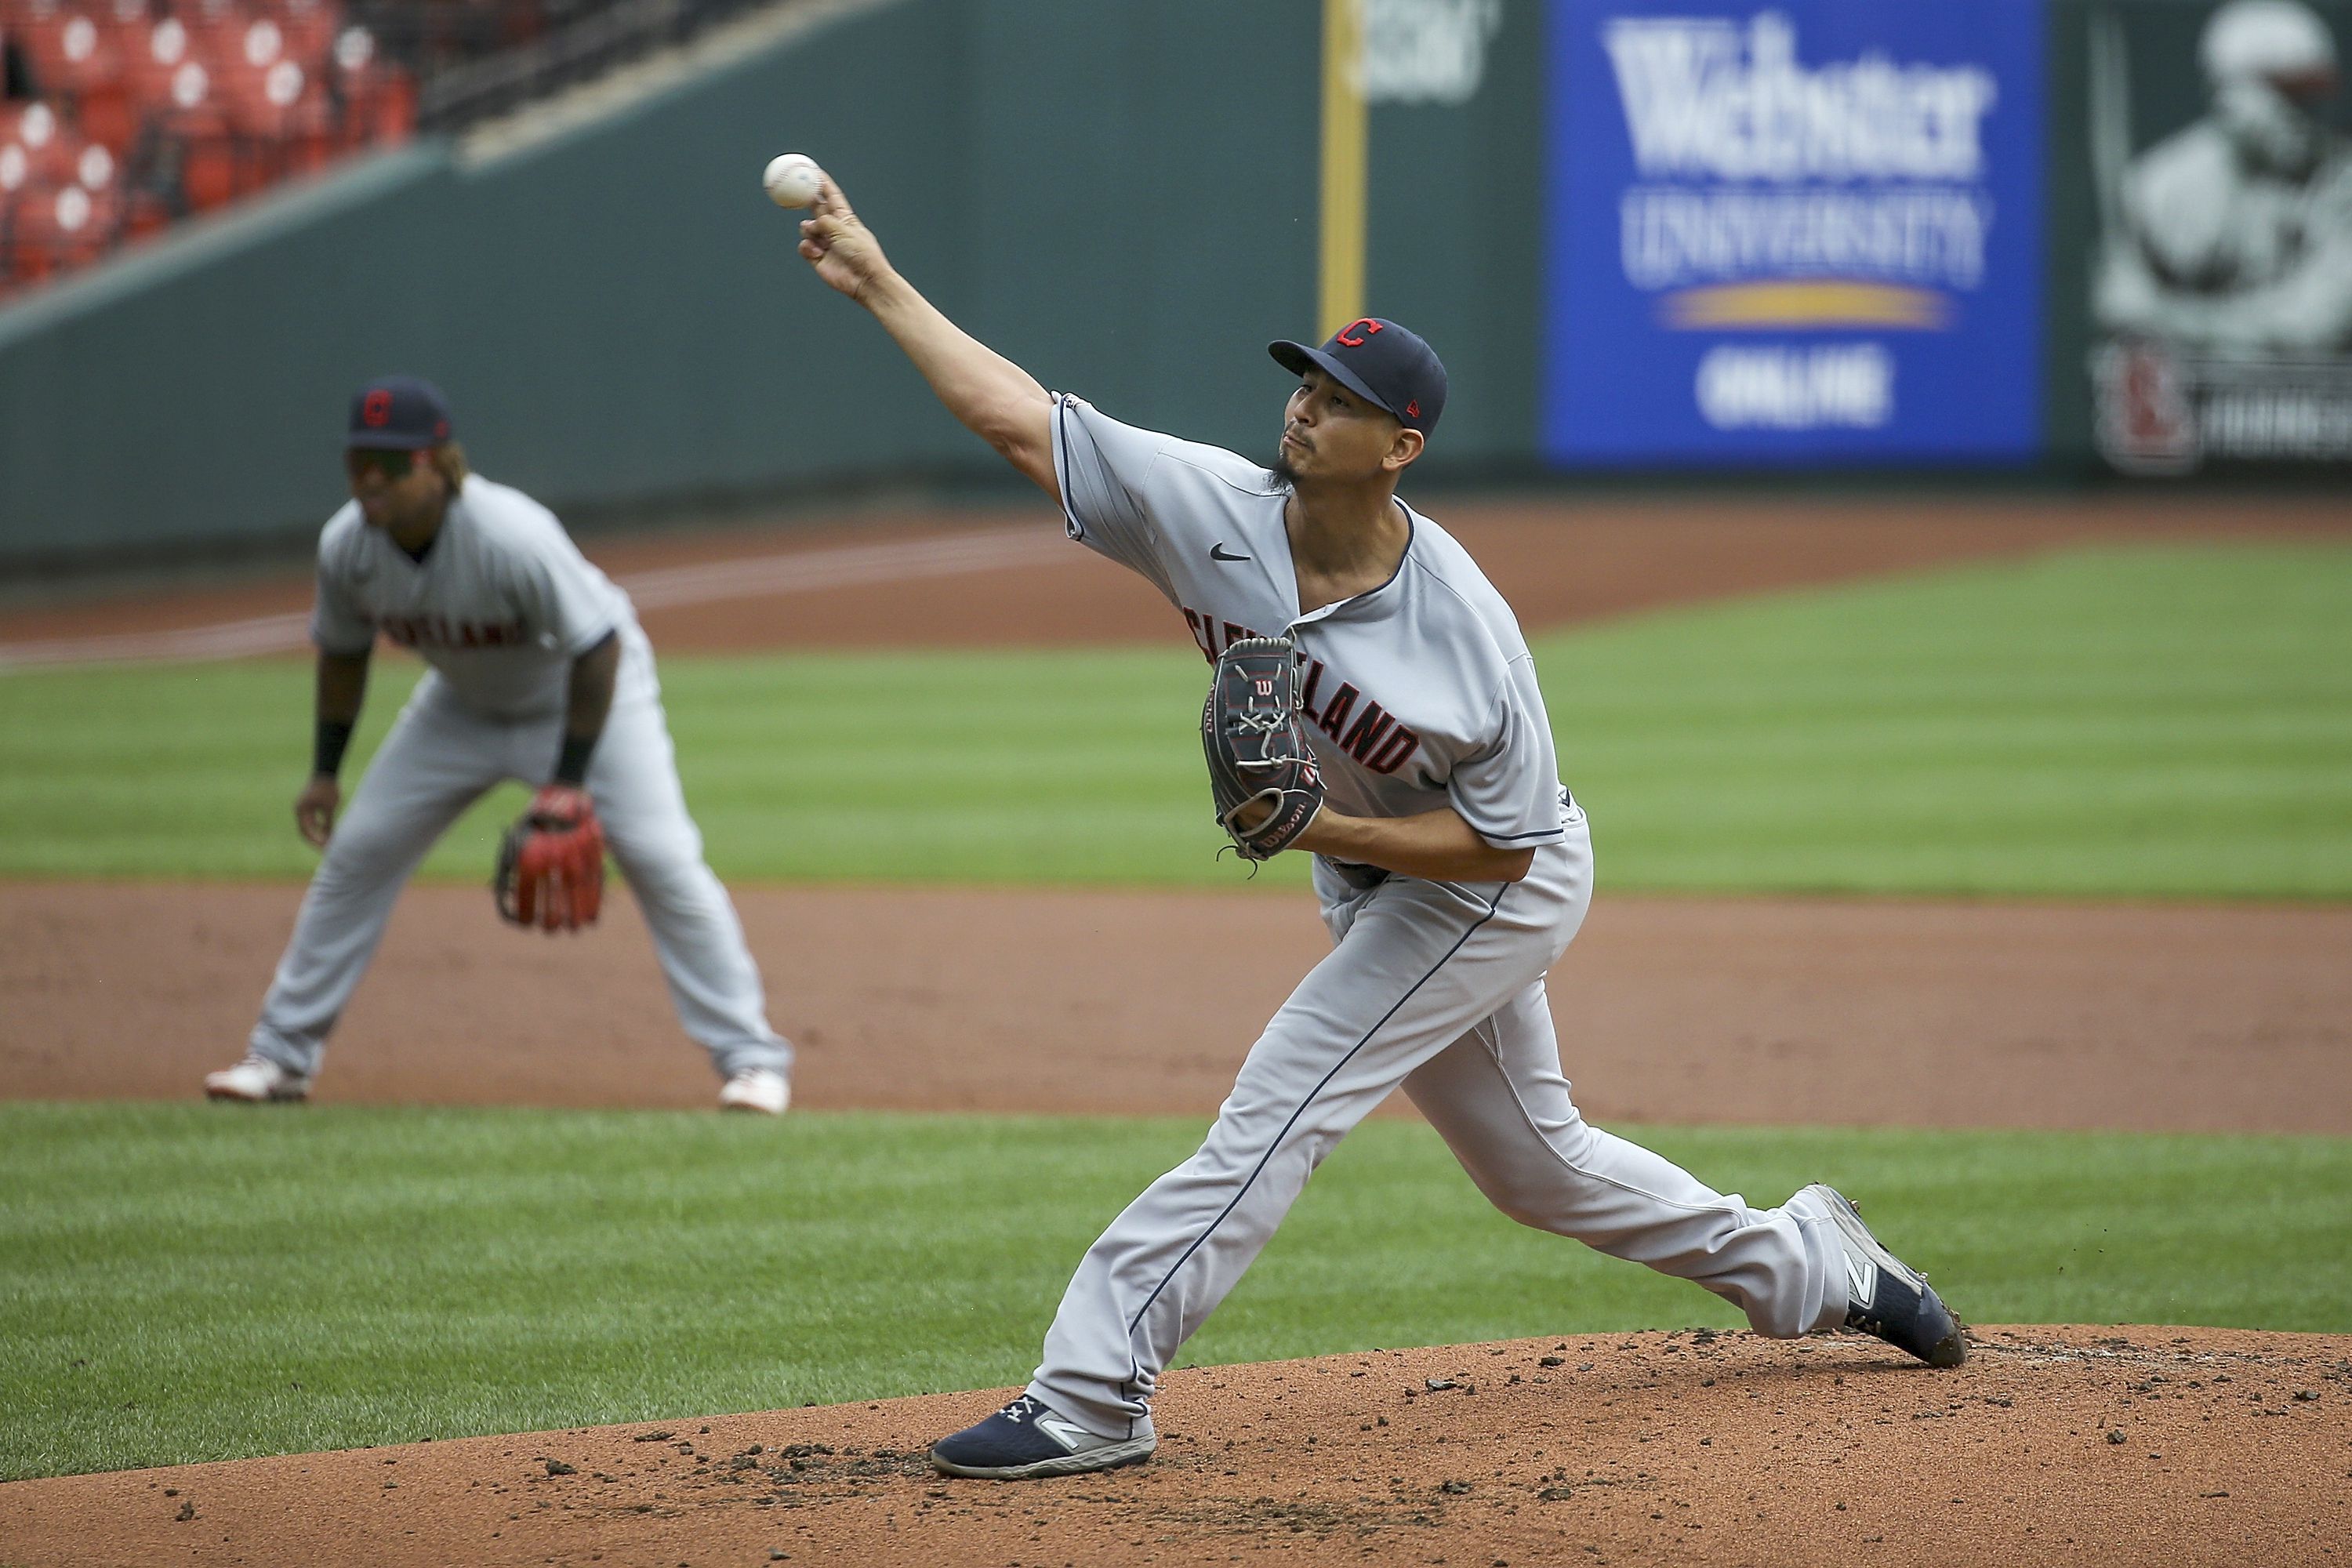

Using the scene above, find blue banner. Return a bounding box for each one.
[1541,0,2046,465]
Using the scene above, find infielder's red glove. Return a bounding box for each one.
[492,785,606,932]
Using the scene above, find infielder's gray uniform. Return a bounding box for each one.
[245,474,792,1083]
[1025,397,1853,1441]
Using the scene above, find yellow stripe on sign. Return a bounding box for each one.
[1319,0,1367,338]
[1662,281,1954,330]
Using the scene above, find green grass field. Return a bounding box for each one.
[2,542,2347,895]
[5,539,2349,1484]
[4,1101,2347,1481]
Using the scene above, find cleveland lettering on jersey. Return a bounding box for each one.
[376,613,528,649]
[1178,601,1422,776]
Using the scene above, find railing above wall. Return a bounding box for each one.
[398,0,779,133]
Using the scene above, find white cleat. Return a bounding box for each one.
[717,1068,789,1115]
[203,1055,311,1103]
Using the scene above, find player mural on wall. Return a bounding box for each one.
[201,376,796,1116]
[789,172,1967,1481]
[2090,0,2352,469]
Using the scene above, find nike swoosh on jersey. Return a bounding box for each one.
[1210,543,1252,562]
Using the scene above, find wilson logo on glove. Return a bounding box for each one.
[1202,636,1325,862]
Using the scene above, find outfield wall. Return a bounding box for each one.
[2,0,2347,568]
[0,0,1350,564]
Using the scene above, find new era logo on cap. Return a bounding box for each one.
[1267,318,1448,436]
[347,375,455,450]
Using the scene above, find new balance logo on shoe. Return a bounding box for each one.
[1035,1414,1094,1452]
[1845,1250,1876,1311]
[1800,1182,1967,1369]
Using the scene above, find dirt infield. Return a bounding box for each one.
[6,1327,2347,1566]
[7,881,2352,1134]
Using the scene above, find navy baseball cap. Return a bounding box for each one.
[1268,318,1447,437]
[347,375,454,450]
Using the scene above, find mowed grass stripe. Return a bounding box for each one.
[0,541,2346,895]
[2,1101,2347,1479]
[1540,543,2352,898]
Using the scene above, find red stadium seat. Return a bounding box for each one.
[0,100,75,182]
[328,23,408,147]
[222,52,320,141]
[183,0,251,63]
[235,11,281,69]
[124,13,205,104]
[270,0,339,68]
[0,140,31,199]
[71,136,113,191]
[73,79,137,151]
[20,7,124,96]
[5,176,120,278]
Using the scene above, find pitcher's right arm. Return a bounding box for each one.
[795,176,1057,499]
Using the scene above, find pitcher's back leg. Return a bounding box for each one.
[1402,978,1849,1339]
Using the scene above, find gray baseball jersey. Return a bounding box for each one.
[245,473,789,1092]
[1022,396,1855,1441]
[1051,394,1570,851]
[311,475,657,718]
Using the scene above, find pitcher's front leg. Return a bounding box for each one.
[1027,876,1551,1437]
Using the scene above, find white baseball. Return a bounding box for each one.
[762,152,822,209]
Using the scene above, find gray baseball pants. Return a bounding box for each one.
[246,673,791,1083]
[1026,816,1849,1439]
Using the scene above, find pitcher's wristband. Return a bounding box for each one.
[553,732,599,789]
[313,719,355,778]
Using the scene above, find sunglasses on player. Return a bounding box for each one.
[347,448,421,480]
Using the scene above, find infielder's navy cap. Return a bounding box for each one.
[347,374,454,450]
[1268,318,1447,437]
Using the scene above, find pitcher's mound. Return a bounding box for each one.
[7,1326,2347,1566]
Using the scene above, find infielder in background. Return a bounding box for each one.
[793,176,1965,1481]
[203,376,795,1115]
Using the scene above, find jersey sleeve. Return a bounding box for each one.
[308,535,376,656]
[1048,394,1178,587]
[1446,655,1568,850]
[507,529,621,656]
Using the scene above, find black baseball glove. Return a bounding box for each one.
[1202,636,1325,860]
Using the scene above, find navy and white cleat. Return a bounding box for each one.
[928,1395,1156,1480]
[1799,1182,1968,1369]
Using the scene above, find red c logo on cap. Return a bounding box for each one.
[361,390,393,426]
[1336,318,1385,347]
[1406,400,1421,419]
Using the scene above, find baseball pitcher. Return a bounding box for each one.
[792,176,1965,1480]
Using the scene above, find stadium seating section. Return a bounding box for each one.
[0,0,433,296]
